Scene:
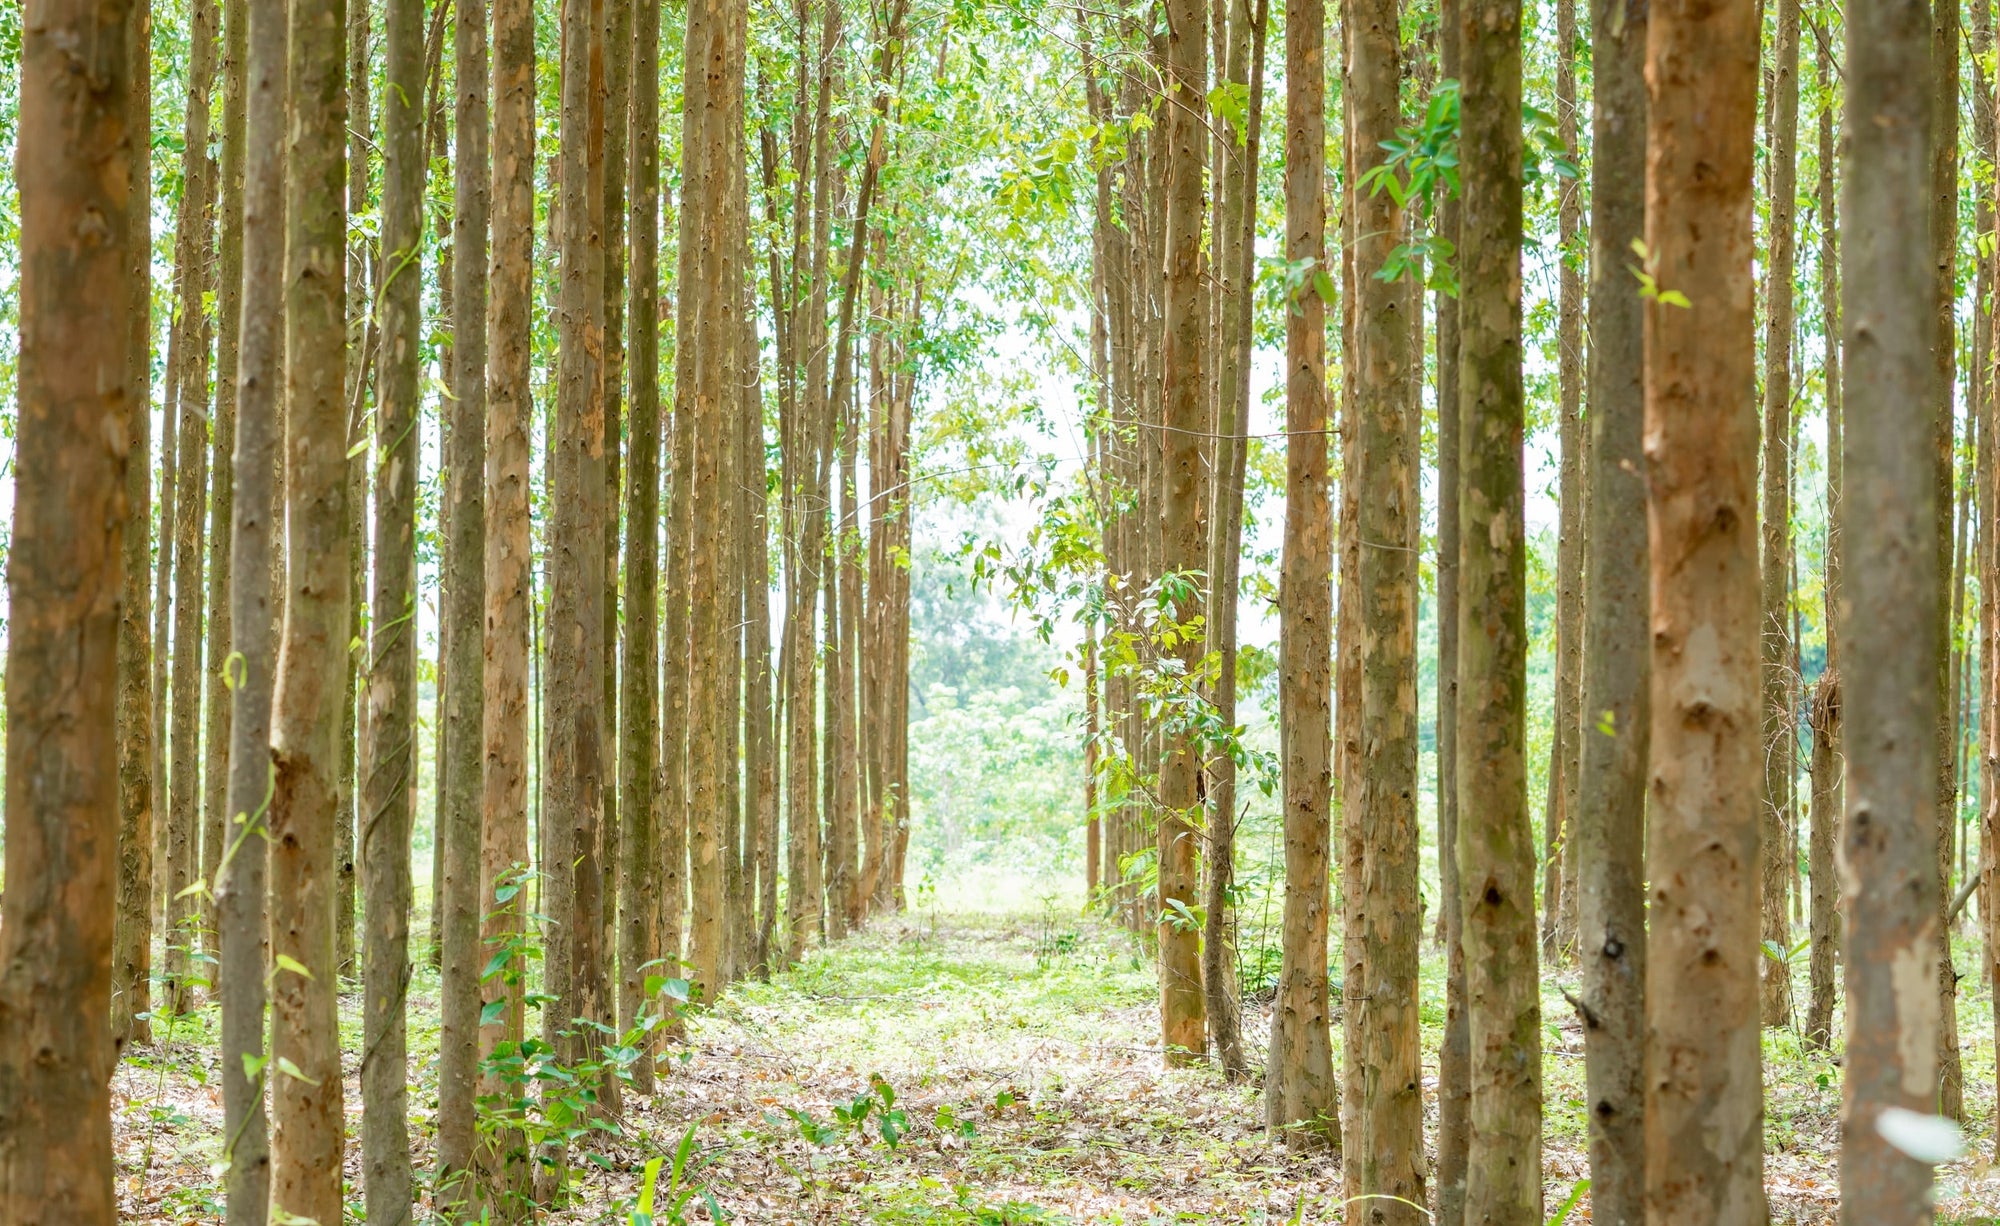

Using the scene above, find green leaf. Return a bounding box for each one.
[480,997,508,1026]
[241,1052,270,1081]
[274,1056,320,1086]
[274,953,315,981]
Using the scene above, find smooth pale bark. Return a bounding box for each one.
[1641,0,1765,1215]
[741,249,776,971]
[0,0,137,1204]
[268,0,351,1209]
[1157,0,1209,1068]
[1265,0,1337,1148]
[1433,0,1467,1214]
[1757,0,1802,1030]
[478,0,535,1189]
[1456,0,1540,1217]
[435,0,490,1186]
[1348,0,1421,1209]
[112,0,156,1056]
[619,0,663,1087]
[1574,0,1648,1215]
[1840,0,1944,1212]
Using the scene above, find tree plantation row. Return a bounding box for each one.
[0,0,1992,1219]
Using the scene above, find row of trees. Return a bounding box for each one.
[2,0,971,1217]
[1061,0,1984,1222]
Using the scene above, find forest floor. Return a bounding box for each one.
[110,896,2000,1224]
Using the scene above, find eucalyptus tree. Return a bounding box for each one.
[1641,0,1765,1213]
[0,0,142,1206]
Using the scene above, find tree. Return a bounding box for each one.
[267,0,352,1208]
[1265,0,1338,1147]
[1839,0,1945,1210]
[436,0,490,1187]
[619,0,664,1089]
[1156,0,1209,1070]
[1455,0,1540,1215]
[0,0,140,1206]
[1758,0,1802,1031]
[1573,0,1648,1214]
[112,0,157,1054]
[547,0,611,1133]
[1348,0,1422,1207]
[1641,0,1766,1212]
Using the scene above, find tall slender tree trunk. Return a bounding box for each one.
[112,0,157,1051]
[619,0,664,1088]
[1544,0,1583,965]
[1432,0,1467,1212]
[1932,0,1967,1122]
[0,0,139,1205]
[1641,0,1765,1214]
[1456,0,1539,1217]
[1348,0,1421,1208]
[479,0,537,1188]
[547,0,611,1155]
[1757,0,1802,1030]
[163,0,219,1013]
[1805,15,1844,1057]
[602,0,631,1001]
[436,0,491,1188]
[1157,0,1209,1069]
[217,0,279,1211]
[267,0,351,1210]
[338,0,371,983]
[1202,0,1263,1087]
[1573,0,1648,1216]
[1841,0,1945,1212]
[1265,0,1337,1146]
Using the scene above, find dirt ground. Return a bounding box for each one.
[111,907,2000,1223]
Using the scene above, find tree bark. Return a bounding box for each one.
[1432,0,1466,1212]
[1806,672,1841,1048]
[0,0,139,1205]
[1757,0,1802,1030]
[267,0,352,1210]
[435,0,491,1188]
[1641,0,1766,1215]
[602,0,631,1001]
[1348,0,1421,1209]
[478,0,536,1190]
[112,0,157,1053]
[1157,0,1209,1070]
[338,0,371,984]
[619,0,663,1088]
[1544,0,1583,966]
[1455,0,1540,1217]
[1573,0,1648,1215]
[1931,0,1966,1122]
[1840,0,1946,1213]
[1265,0,1337,1147]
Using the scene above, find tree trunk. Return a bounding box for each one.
[217,0,278,1209]
[1641,0,1765,1214]
[338,0,371,985]
[1157,0,1209,1070]
[619,0,663,1088]
[1805,673,1841,1048]
[1932,0,1967,1122]
[546,0,611,1161]
[1432,0,1466,1213]
[112,0,157,1052]
[1572,0,1647,1217]
[478,0,536,1190]
[1347,0,1421,1208]
[1841,0,1946,1212]
[435,0,491,1188]
[267,0,352,1211]
[0,0,140,1205]
[602,0,631,1002]
[1265,0,1337,1147]
[1456,0,1540,1217]
[1757,0,1802,1030]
